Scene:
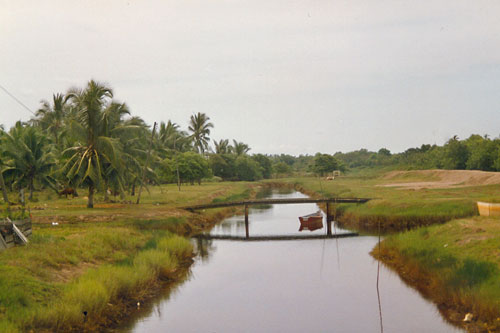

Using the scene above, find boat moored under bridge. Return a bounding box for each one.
[183,197,371,239]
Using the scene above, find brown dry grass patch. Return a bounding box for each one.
[381,170,500,189]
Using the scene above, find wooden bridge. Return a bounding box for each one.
[183,197,370,211]
[183,197,370,239]
[193,233,359,242]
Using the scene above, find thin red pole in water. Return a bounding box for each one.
[377,220,384,333]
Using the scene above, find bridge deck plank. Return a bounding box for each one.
[183,197,370,211]
[194,233,359,241]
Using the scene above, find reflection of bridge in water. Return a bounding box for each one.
[184,197,370,239]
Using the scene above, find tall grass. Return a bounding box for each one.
[26,232,193,331]
[0,224,194,332]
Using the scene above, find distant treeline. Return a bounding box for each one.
[266,135,500,173]
[334,135,500,171]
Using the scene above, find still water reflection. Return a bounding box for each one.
[123,190,462,332]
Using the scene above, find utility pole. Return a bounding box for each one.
[136,122,157,204]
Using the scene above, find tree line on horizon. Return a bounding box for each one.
[1,80,498,209]
[330,134,500,172]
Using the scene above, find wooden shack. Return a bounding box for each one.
[0,218,32,250]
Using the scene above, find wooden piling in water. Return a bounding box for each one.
[244,204,249,239]
[326,202,332,236]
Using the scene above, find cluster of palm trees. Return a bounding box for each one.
[0,80,257,208]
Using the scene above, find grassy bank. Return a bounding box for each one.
[0,182,254,332]
[373,216,500,331]
[271,170,500,232]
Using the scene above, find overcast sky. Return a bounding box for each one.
[1,0,499,155]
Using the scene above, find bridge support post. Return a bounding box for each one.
[326,202,332,236]
[244,204,249,239]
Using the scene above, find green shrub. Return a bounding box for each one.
[157,235,193,259]
[450,259,497,289]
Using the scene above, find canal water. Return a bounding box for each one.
[123,190,462,332]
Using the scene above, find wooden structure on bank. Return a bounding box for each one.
[0,218,31,250]
[184,197,370,239]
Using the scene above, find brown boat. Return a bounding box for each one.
[298,211,323,231]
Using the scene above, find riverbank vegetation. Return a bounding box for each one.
[373,216,500,331]
[0,182,254,332]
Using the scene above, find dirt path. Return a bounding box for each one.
[381,170,500,189]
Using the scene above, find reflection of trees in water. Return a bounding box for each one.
[219,221,234,233]
[251,204,272,211]
[256,187,273,199]
[217,219,246,234]
[276,188,293,195]
[194,237,216,263]
[234,219,246,231]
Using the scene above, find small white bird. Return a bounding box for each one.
[137,302,141,308]
[51,222,59,226]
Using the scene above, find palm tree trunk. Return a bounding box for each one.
[29,178,34,201]
[87,184,94,208]
[136,122,157,204]
[0,170,9,206]
[104,181,109,202]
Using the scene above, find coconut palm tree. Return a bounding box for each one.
[33,93,69,148]
[118,116,152,195]
[62,80,121,208]
[214,139,232,154]
[1,122,56,200]
[154,121,191,158]
[232,140,250,156]
[188,112,213,154]
[158,121,179,148]
[0,165,8,204]
[0,152,8,205]
[0,128,9,204]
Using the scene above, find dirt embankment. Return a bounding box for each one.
[381,170,500,190]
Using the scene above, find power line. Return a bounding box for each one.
[0,83,36,116]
